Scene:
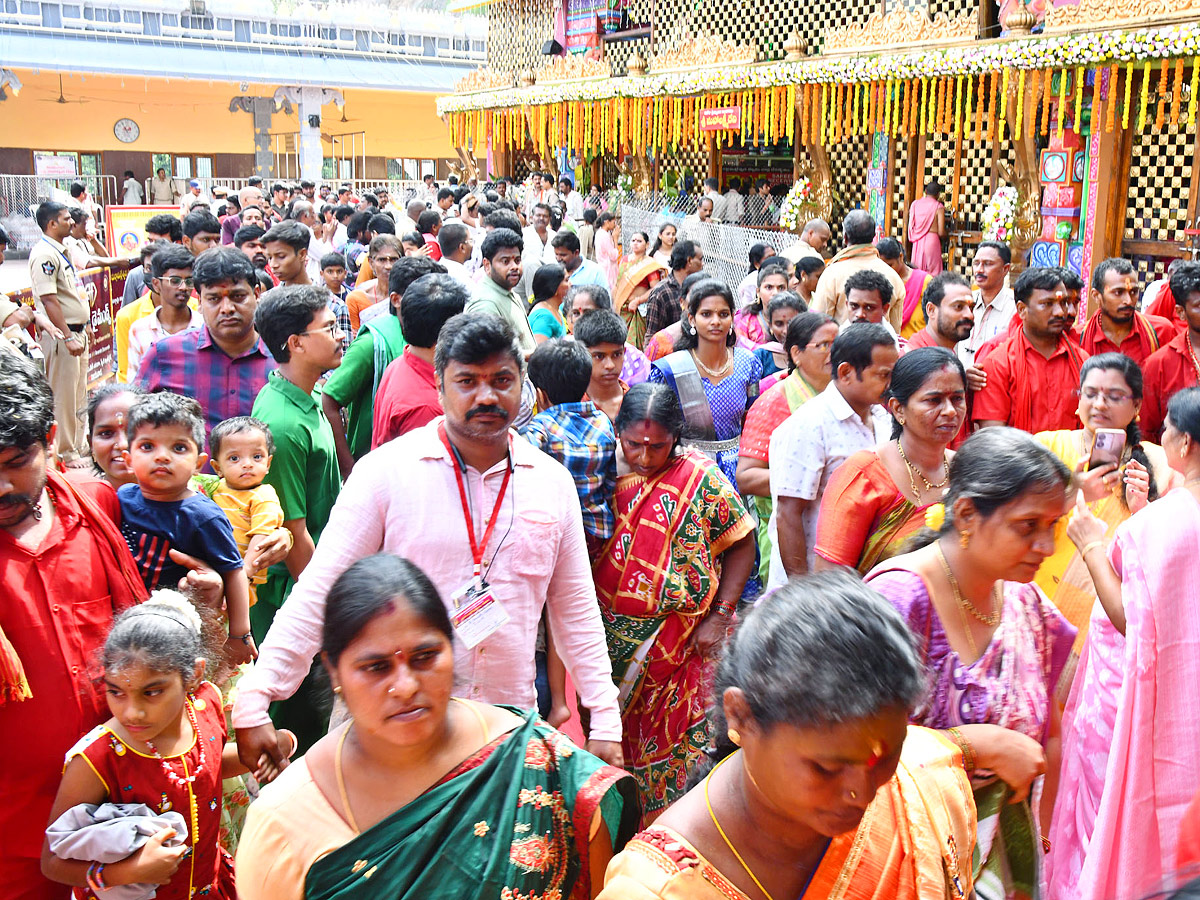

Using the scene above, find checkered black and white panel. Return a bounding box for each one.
[1124,113,1195,244]
[929,0,975,18]
[487,0,883,77]
[828,134,873,245]
[891,139,909,239]
[1129,253,1170,285]
[956,137,994,232]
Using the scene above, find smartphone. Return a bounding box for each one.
[1088,428,1127,471]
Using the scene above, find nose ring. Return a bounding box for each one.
[850,790,858,799]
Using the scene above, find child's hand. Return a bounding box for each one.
[119,828,187,885]
[225,632,258,666]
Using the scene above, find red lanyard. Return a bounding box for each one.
[438,423,512,580]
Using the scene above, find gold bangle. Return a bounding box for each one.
[1078,540,1106,559]
[946,727,976,772]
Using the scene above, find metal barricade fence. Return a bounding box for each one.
[1,174,121,255]
[615,193,799,291]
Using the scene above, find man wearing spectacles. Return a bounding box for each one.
[126,245,203,379]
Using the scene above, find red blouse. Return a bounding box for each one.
[67,681,233,900]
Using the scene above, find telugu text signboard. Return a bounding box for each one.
[699,106,742,131]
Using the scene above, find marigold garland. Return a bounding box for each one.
[975,72,985,139]
[1074,66,1085,134]
[1137,59,1151,131]
[1056,68,1067,140]
[1015,68,1026,139]
[1189,57,1199,128]
[998,68,1009,140]
[1156,58,1169,129]
[1171,58,1184,127]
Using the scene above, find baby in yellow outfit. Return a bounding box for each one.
[199,416,286,605]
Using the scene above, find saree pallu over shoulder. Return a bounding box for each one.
[304,710,639,900]
[598,727,975,900]
[593,449,751,619]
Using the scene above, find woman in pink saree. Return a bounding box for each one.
[1047,386,1200,900]
[907,181,946,275]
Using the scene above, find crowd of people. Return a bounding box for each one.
[4,169,1200,900]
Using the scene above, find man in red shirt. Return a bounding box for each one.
[974,267,1090,433]
[0,354,148,899]
[372,274,469,448]
[1080,257,1175,366]
[1142,262,1200,440]
[905,272,975,352]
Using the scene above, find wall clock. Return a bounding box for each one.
[114,118,140,143]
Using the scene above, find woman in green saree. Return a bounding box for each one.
[236,554,638,900]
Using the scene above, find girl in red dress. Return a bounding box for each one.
[41,591,294,899]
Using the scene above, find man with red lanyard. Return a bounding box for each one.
[235,312,623,774]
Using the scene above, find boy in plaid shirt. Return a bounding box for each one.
[520,338,617,559]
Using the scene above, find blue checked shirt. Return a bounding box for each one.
[519,401,617,542]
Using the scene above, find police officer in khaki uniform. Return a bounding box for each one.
[28,201,90,462]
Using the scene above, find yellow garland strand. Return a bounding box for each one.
[820,83,828,146]
[1074,66,1084,134]
[1171,58,1184,127]
[954,75,963,141]
[850,81,859,136]
[920,77,928,134]
[1056,68,1067,140]
[1015,68,1025,139]
[1190,58,1200,128]
[1137,59,1151,131]
[999,68,1009,141]
[787,84,795,144]
[883,80,892,137]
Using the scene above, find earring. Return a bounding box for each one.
[897,416,906,426]
[727,728,742,746]
[960,531,970,549]
[332,685,343,695]
[190,692,206,712]
[850,790,858,799]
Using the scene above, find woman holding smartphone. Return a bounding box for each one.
[1033,353,1178,702]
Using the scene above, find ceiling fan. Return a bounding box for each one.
[37,74,85,103]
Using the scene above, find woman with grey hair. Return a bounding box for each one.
[599,570,976,900]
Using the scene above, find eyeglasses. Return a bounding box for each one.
[300,321,341,339]
[163,276,195,288]
[372,255,401,265]
[1078,387,1133,404]
[805,340,833,351]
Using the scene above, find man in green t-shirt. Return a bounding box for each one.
[251,284,347,748]
[320,257,445,477]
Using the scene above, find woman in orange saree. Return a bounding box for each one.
[814,347,967,574]
[615,232,665,350]
[594,383,756,823]
[598,572,976,900]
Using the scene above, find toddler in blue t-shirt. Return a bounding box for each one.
[116,391,256,665]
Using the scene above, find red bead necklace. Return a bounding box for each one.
[144,696,205,787]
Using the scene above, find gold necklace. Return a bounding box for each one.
[896,438,949,493]
[705,754,776,900]
[692,347,733,379]
[934,542,1002,627]
[1187,334,1200,383]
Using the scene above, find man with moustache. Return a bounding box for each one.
[135,247,276,437]
[234,312,624,774]
[906,272,976,352]
[1080,257,1175,366]
[974,267,1089,433]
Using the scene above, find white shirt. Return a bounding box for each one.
[961,286,1016,362]
[705,190,727,223]
[563,190,585,223]
[1142,277,1168,313]
[441,257,474,288]
[767,382,892,589]
[723,189,744,225]
[126,306,203,380]
[517,225,558,301]
[122,178,144,205]
[233,419,622,740]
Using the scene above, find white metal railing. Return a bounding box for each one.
[615,192,800,290]
[0,174,118,253]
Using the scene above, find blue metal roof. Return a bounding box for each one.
[0,26,475,91]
